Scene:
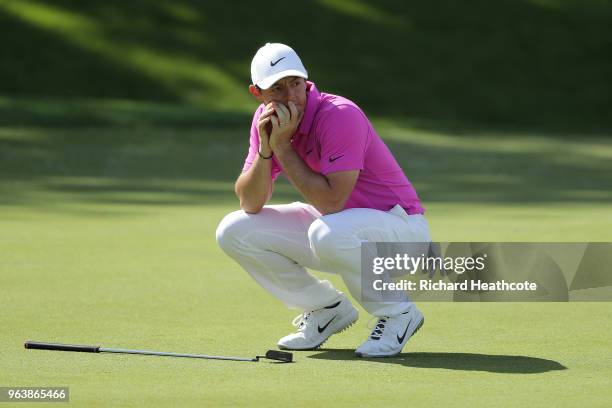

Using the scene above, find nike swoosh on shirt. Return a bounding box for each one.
[396,318,412,344]
[270,57,285,66]
[328,155,344,163]
[318,316,337,333]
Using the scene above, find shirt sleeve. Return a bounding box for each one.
[318,105,369,175]
[242,106,263,173]
[242,105,282,180]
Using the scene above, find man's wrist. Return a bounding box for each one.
[271,143,293,158]
[258,148,273,159]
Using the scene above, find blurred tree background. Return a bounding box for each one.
[1,0,611,214]
[1,0,610,131]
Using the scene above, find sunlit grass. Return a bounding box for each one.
[157,2,203,23]
[1,123,611,226]
[316,0,408,28]
[375,119,612,158]
[1,121,611,407]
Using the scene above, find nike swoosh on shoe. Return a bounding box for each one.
[396,318,412,344]
[318,315,337,333]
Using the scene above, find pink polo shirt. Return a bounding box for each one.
[242,82,425,215]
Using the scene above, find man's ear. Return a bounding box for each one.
[248,85,264,102]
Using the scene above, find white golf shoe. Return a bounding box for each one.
[355,305,424,358]
[277,295,359,350]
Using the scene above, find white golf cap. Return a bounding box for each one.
[251,43,308,90]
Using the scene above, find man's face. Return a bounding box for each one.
[251,76,308,119]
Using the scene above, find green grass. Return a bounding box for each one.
[1,121,612,407]
[2,1,611,405]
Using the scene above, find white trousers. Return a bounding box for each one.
[216,202,431,317]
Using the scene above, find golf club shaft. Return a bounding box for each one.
[100,347,256,361]
[25,341,256,361]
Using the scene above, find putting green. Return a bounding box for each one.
[1,124,611,407]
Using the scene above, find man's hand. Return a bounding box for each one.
[256,103,276,157]
[269,101,301,153]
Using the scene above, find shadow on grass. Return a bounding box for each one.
[1,2,611,212]
[309,349,567,374]
[1,124,611,211]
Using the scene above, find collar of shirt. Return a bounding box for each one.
[297,81,321,137]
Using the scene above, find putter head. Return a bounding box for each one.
[263,349,293,362]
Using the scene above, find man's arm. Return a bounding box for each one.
[235,103,277,214]
[274,145,358,214]
[235,155,273,213]
[270,102,359,215]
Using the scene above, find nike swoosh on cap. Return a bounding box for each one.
[329,155,344,163]
[270,57,285,66]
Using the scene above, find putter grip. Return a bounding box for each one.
[25,341,100,353]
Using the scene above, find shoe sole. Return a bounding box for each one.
[355,314,425,358]
[278,308,359,351]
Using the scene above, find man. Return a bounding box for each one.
[216,43,431,357]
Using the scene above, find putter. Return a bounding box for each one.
[24,341,292,363]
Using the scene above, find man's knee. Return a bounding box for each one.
[215,210,252,253]
[308,217,354,261]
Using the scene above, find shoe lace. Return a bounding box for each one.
[292,312,313,332]
[367,317,389,340]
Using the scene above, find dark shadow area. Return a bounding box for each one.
[1,1,611,208]
[0,124,610,209]
[383,135,612,204]
[0,7,178,102]
[309,349,567,374]
[0,0,610,132]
